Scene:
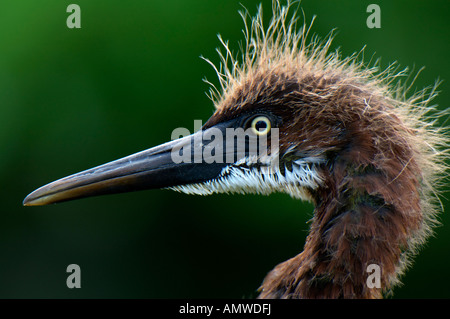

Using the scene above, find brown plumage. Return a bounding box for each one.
[204,1,448,298]
[23,1,448,298]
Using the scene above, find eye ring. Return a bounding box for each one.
[250,116,271,136]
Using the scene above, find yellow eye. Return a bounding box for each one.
[250,116,271,136]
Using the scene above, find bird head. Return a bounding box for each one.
[22,1,442,212]
[21,52,374,207]
[21,4,336,206]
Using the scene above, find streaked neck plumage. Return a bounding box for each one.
[259,117,426,298]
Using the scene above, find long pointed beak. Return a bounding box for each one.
[23,130,226,206]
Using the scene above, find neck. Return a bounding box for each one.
[258,151,423,298]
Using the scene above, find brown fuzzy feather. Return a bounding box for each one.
[203,0,448,298]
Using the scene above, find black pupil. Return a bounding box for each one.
[255,120,267,132]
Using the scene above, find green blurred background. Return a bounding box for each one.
[1,0,449,298]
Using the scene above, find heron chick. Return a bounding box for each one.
[24,1,448,298]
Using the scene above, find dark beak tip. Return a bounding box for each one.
[22,193,37,206]
[23,189,50,207]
